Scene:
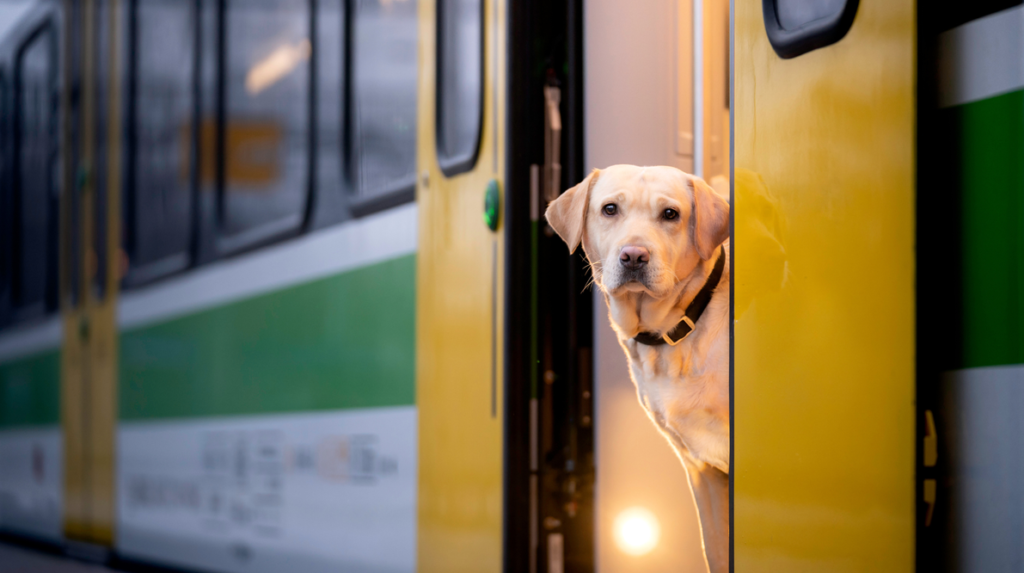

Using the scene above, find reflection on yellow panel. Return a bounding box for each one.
[734,0,915,570]
[415,0,505,571]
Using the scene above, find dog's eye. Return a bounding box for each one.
[663,208,679,220]
[603,204,618,216]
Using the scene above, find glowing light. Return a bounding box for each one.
[614,506,661,556]
[245,39,311,95]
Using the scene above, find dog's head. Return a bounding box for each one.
[545,164,729,299]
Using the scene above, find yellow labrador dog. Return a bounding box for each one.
[546,165,729,573]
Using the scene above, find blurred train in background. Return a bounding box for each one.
[0,0,1023,572]
[0,0,685,571]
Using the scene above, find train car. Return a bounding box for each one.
[0,0,608,571]
[3,0,1024,572]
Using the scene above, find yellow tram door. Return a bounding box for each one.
[416,0,505,571]
[60,0,119,548]
[733,0,915,570]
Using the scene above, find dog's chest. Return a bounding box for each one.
[627,340,730,471]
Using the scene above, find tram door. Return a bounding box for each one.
[733,0,915,570]
[61,0,119,547]
[415,0,506,570]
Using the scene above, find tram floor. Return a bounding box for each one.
[0,542,114,573]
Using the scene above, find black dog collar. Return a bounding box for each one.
[634,245,726,346]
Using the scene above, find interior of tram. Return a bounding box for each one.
[586,0,730,570]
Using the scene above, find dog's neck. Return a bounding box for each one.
[604,245,729,341]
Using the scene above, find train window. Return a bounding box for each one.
[219,0,311,249]
[314,0,344,220]
[435,0,482,176]
[13,22,57,315]
[124,0,195,285]
[762,0,858,59]
[348,0,418,212]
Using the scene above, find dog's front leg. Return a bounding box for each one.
[683,457,730,573]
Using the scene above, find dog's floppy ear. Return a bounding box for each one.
[691,175,730,260]
[545,169,600,253]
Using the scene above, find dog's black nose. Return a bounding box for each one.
[619,246,650,271]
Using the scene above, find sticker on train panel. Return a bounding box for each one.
[116,408,417,572]
[484,179,501,231]
[762,0,858,59]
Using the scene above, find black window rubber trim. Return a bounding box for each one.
[434,0,484,178]
[762,0,858,59]
[121,0,199,290]
[12,17,59,315]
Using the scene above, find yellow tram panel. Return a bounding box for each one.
[61,0,120,545]
[734,0,916,569]
[415,0,506,570]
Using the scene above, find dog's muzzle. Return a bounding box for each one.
[622,268,648,284]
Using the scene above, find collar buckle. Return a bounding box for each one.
[662,316,695,346]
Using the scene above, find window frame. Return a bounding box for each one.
[122,0,200,288]
[761,0,859,59]
[214,0,316,255]
[434,0,484,178]
[116,0,430,291]
[11,18,60,319]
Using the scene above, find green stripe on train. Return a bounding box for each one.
[950,89,1024,369]
[120,254,416,420]
[0,350,60,428]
